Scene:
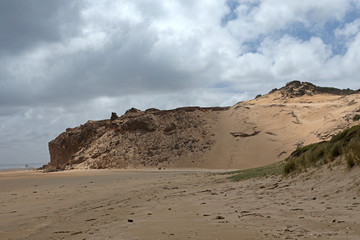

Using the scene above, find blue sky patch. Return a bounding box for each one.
[285,22,313,42]
[221,1,260,26]
[221,0,239,26]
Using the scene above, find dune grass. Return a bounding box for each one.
[284,124,360,175]
[353,114,360,121]
[226,162,284,181]
[225,125,360,181]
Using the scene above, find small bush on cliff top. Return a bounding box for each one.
[284,124,360,175]
[353,114,360,121]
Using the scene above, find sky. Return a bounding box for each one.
[1,0,360,167]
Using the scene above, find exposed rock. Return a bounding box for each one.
[145,108,160,114]
[164,123,177,135]
[44,82,360,171]
[47,120,108,170]
[124,108,143,117]
[126,107,141,114]
[121,115,158,132]
[230,130,260,138]
[276,80,359,99]
[45,107,224,170]
[110,112,118,121]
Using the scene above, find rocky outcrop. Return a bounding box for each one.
[45,107,228,170]
[274,80,359,99]
[230,130,260,138]
[47,120,108,170]
[110,112,118,121]
[44,82,360,171]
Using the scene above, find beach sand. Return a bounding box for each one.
[1,166,360,239]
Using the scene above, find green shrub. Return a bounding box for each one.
[290,143,317,158]
[327,142,342,160]
[347,140,360,164]
[346,155,356,169]
[298,89,305,96]
[269,88,278,94]
[353,114,360,121]
[284,124,360,175]
[227,162,283,181]
[283,160,296,175]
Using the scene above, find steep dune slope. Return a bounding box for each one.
[45,81,360,170]
[203,84,360,169]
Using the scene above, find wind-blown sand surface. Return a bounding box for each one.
[1,166,360,239]
[47,82,360,171]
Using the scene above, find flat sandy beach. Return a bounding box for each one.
[1,166,360,240]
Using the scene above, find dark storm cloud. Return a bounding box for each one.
[45,30,195,102]
[0,0,84,108]
[1,0,360,168]
[0,0,82,54]
[1,0,360,112]
[0,19,200,108]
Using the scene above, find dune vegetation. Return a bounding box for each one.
[284,124,360,175]
[225,162,284,181]
[227,124,360,181]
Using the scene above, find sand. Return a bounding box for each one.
[1,166,360,240]
[47,87,360,171]
[200,92,360,170]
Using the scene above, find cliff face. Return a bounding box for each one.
[46,107,228,170]
[47,120,108,170]
[45,81,360,171]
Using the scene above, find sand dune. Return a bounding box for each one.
[46,81,360,170]
[3,82,360,239]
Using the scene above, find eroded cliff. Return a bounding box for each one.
[44,81,360,171]
[46,107,228,170]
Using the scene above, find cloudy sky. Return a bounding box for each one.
[1,0,360,167]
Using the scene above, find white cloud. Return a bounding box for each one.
[227,0,353,43]
[262,36,331,78]
[335,33,360,81]
[1,0,360,165]
[335,19,360,39]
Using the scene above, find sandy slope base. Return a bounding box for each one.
[1,167,360,240]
